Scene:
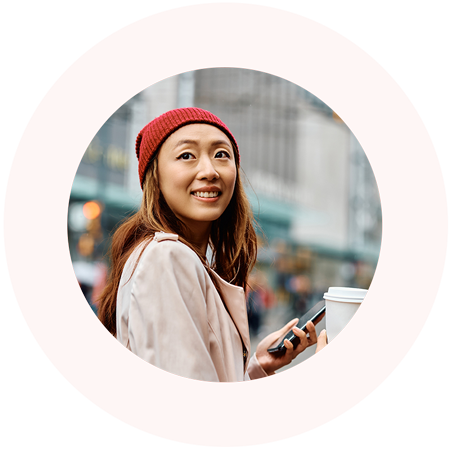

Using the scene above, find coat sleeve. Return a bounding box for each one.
[245,354,269,380]
[127,240,220,382]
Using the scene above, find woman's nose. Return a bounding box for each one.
[197,156,219,180]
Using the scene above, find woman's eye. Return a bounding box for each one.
[215,150,231,159]
[177,152,194,160]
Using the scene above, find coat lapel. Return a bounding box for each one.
[210,271,251,371]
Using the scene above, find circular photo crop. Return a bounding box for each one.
[68,68,381,381]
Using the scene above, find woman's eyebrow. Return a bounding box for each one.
[174,139,198,149]
[173,139,232,149]
[210,140,232,149]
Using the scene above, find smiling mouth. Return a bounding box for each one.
[192,191,221,198]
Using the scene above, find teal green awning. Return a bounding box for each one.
[70,175,141,210]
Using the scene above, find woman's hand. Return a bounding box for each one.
[255,318,327,375]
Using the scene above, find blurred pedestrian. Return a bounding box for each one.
[96,108,327,381]
[246,273,263,337]
[288,274,312,317]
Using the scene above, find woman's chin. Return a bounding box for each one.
[179,212,223,230]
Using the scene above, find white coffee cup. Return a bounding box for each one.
[323,287,367,341]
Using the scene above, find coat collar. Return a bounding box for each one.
[153,232,252,371]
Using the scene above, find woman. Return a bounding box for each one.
[97,107,326,382]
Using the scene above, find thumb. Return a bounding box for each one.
[277,318,299,337]
[259,318,300,349]
[315,329,327,353]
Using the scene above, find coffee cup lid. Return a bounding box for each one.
[323,286,368,303]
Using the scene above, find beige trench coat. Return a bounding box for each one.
[116,232,268,382]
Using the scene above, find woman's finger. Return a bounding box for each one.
[305,321,317,346]
[279,318,299,336]
[266,318,299,347]
[284,338,294,358]
[292,327,308,355]
[256,318,300,355]
[315,329,327,353]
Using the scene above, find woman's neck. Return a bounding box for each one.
[184,222,212,257]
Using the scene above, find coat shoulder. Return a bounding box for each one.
[137,234,204,276]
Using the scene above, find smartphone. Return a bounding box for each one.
[267,300,326,357]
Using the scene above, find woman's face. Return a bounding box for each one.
[157,123,237,232]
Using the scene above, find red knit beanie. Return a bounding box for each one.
[135,107,239,189]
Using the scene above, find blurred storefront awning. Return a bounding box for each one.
[70,174,141,210]
[246,190,319,241]
[246,191,379,265]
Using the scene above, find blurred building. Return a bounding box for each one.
[189,69,381,299]
[68,68,381,311]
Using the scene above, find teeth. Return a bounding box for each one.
[193,191,219,198]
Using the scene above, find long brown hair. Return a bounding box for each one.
[96,149,258,336]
